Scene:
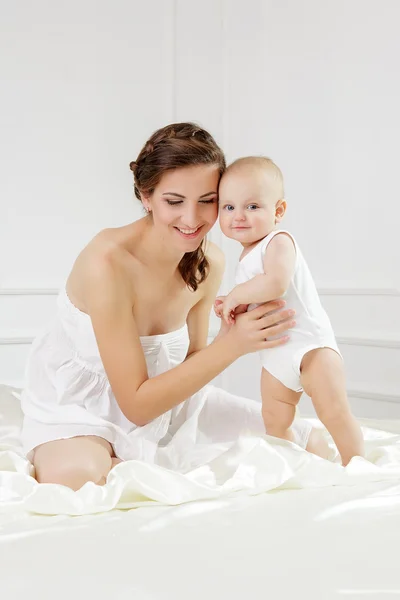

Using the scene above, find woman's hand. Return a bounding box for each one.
[225,300,296,355]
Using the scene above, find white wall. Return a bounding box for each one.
[1,0,399,417]
[0,0,177,286]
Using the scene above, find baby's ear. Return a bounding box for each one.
[275,199,287,222]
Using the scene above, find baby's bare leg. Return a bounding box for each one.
[261,368,331,459]
[300,348,364,465]
[261,368,301,443]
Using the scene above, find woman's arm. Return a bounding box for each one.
[185,243,226,357]
[86,252,294,426]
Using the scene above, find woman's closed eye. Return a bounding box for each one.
[165,199,216,206]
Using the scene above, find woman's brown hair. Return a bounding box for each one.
[129,123,226,292]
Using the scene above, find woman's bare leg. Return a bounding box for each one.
[33,435,114,491]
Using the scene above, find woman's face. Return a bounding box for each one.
[144,164,220,252]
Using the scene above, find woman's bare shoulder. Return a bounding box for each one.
[66,226,138,311]
[77,222,144,270]
[87,224,135,254]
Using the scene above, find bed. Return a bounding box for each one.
[1,383,400,600]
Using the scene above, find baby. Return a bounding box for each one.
[215,157,364,465]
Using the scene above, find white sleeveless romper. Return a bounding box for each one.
[20,287,312,466]
[235,230,341,392]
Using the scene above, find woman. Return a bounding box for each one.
[21,123,329,490]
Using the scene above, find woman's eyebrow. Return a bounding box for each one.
[162,191,217,198]
[200,191,217,198]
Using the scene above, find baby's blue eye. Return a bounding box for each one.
[224,205,234,211]
[247,204,258,210]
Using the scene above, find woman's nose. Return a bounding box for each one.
[182,206,200,227]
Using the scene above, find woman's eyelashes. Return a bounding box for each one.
[165,198,216,206]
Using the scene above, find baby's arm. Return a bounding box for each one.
[219,234,296,323]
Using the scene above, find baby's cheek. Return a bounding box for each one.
[218,213,228,231]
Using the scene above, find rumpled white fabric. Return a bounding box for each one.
[1,384,400,517]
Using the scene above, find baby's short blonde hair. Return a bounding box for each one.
[225,156,284,200]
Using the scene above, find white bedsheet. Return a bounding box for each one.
[1,384,400,599]
[1,385,400,515]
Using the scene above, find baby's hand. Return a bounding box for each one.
[213,297,225,319]
[216,294,239,325]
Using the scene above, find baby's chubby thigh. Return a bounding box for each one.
[260,367,331,459]
[258,339,305,395]
[260,367,302,441]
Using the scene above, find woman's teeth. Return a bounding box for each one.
[177,227,200,234]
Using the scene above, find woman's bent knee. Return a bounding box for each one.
[35,463,110,490]
[33,436,113,491]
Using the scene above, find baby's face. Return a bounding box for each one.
[218,167,279,246]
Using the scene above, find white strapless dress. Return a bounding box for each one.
[20,288,312,469]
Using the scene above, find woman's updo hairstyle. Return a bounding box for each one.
[130,123,226,292]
